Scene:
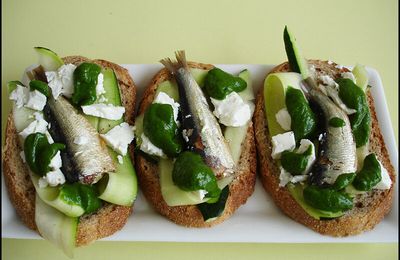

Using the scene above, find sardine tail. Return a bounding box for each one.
[175,50,189,69]
[160,57,177,74]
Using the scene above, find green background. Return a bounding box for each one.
[2,0,398,259]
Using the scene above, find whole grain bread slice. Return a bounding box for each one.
[253,60,396,236]
[2,56,137,246]
[135,62,257,227]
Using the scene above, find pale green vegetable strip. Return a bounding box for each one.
[287,184,344,219]
[159,158,210,206]
[352,64,369,91]
[35,194,77,258]
[31,174,85,217]
[98,148,138,206]
[263,72,302,136]
[34,47,64,72]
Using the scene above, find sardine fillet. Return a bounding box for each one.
[160,51,235,178]
[47,96,115,184]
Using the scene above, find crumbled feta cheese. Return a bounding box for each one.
[58,64,76,97]
[140,133,166,158]
[45,64,76,99]
[38,150,65,188]
[374,161,392,190]
[74,136,89,145]
[20,151,26,163]
[24,90,47,111]
[279,168,292,187]
[45,71,62,99]
[279,167,309,187]
[271,131,296,159]
[341,72,356,82]
[82,103,125,120]
[45,131,54,144]
[100,122,135,155]
[19,112,48,139]
[291,175,308,183]
[49,151,62,170]
[9,85,29,108]
[297,139,316,174]
[117,155,124,164]
[275,108,291,131]
[10,85,47,111]
[193,189,208,200]
[96,73,105,96]
[211,92,253,127]
[38,169,66,188]
[153,92,180,123]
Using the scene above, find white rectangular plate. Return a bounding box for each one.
[2,64,398,242]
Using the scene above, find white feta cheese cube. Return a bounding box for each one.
[25,90,47,111]
[100,122,135,156]
[45,64,76,99]
[140,133,166,158]
[279,167,292,187]
[211,92,253,127]
[44,169,66,187]
[45,71,61,99]
[275,108,291,131]
[9,85,29,108]
[19,112,48,139]
[82,103,125,120]
[153,92,180,123]
[374,161,392,190]
[291,175,308,183]
[58,64,76,98]
[279,167,309,187]
[271,131,296,159]
[49,151,62,171]
[96,73,105,96]
[341,72,356,83]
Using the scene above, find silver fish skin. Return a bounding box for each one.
[160,51,235,179]
[302,77,357,185]
[47,96,115,184]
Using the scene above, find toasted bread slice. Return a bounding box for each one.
[2,56,137,246]
[253,60,396,236]
[135,62,257,227]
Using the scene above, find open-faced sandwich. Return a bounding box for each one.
[254,27,396,236]
[3,47,138,255]
[135,51,256,227]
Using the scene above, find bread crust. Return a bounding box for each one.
[135,62,257,227]
[253,60,396,236]
[2,56,137,246]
